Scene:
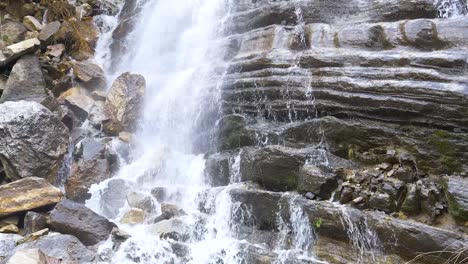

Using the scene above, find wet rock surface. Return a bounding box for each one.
[48,199,116,246]
[104,72,145,135]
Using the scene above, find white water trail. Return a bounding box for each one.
[86,0,250,263]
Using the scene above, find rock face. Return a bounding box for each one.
[0,177,62,217]
[444,176,468,222]
[0,101,69,181]
[48,199,116,246]
[0,54,48,103]
[104,72,145,134]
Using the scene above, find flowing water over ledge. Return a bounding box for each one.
[83,0,468,263]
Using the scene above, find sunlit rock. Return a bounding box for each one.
[0,177,62,217]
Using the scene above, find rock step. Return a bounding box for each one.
[220,17,468,54]
[226,185,468,264]
[227,49,468,75]
[223,0,438,35]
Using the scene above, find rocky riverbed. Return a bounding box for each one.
[0,0,467,263]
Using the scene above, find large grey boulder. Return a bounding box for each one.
[0,101,69,182]
[16,233,96,263]
[48,199,117,246]
[104,72,145,135]
[444,176,468,222]
[0,54,48,103]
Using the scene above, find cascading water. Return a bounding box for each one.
[86,0,251,263]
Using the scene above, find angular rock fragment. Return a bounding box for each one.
[0,54,47,103]
[0,177,62,217]
[48,199,116,246]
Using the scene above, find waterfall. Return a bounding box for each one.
[86,0,249,263]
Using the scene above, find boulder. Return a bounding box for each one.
[58,87,96,122]
[444,176,468,222]
[38,22,61,43]
[369,192,395,213]
[23,212,48,235]
[1,21,27,45]
[0,54,48,103]
[70,61,105,90]
[0,177,62,217]
[99,178,129,219]
[153,203,185,223]
[23,16,43,31]
[104,72,145,134]
[0,101,69,182]
[6,249,48,264]
[298,165,338,199]
[147,218,189,241]
[120,208,144,225]
[240,146,303,191]
[65,137,112,203]
[218,114,255,151]
[205,152,232,186]
[0,38,40,67]
[16,233,95,263]
[401,183,420,215]
[0,234,22,260]
[48,199,117,246]
[126,191,156,214]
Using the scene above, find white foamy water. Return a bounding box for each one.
[86,0,252,263]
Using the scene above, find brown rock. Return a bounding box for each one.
[38,21,61,43]
[65,138,111,203]
[45,44,65,58]
[70,61,105,90]
[0,177,62,217]
[0,224,19,233]
[120,208,144,225]
[58,87,95,121]
[104,72,145,135]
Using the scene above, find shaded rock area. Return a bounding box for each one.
[48,199,116,246]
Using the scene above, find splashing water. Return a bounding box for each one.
[339,207,382,264]
[275,194,320,264]
[435,0,468,17]
[86,0,253,263]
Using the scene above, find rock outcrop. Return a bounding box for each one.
[0,101,69,181]
[0,177,62,217]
